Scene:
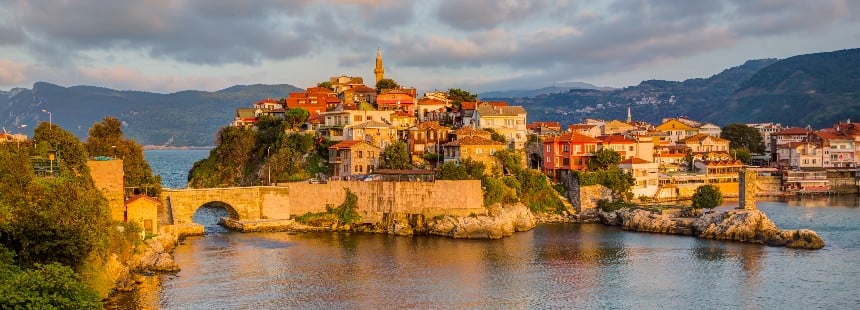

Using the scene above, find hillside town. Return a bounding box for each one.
[213,49,860,200]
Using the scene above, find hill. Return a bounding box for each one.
[486,48,860,129]
[479,82,607,99]
[0,82,302,146]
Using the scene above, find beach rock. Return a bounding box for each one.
[152,253,180,272]
[427,203,535,239]
[620,209,695,235]
[597,210,622,226]
[692,209,824,250]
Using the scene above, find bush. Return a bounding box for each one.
[597,199,635,212]
[692,185,723,210]
[329,189,361,224]
[0,258,102,309]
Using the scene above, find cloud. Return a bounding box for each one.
[0,59,28,84]
[436,0,562,30]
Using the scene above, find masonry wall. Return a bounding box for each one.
[87,159,125,222]
[285,180,485,222]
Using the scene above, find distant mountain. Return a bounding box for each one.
[0,82,302,146]
[485,48,860,129]
[480,82,607,99]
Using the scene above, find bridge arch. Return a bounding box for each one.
[162,187,291,225]
[192,201,240,222]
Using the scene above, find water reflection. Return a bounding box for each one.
[161,203,860,309]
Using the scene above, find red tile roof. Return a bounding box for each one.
[772,127,813,136]
[599,135,635,144]
[446,135,503,146]
[547,132,601,143]
[619,157,652,164]
[329,140,364,149]
[125,194,160,205]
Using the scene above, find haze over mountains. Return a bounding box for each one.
[1,48,858,147]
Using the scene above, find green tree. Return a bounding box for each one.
[721,124,765,153]
[379,141,411,170]
[85,116,162,195]
[327,188,361,224]
[375,78,400,93]
[436,159,485,180]
[732,147,752,164]
[587,148,622,171]
[493,149,522,175]
[448,88,477,111]
[283,108,310,130]
[484,128,507,145]
[317,81,334,91]
[692,185,723,212]
[0,260,102,309]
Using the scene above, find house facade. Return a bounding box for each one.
[542,132,601,179]
[443,136,505,169]
[328,140,380,179]
[475,104,528,149]
[619,158,659,198]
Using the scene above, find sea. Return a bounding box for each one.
[143,149,860,309]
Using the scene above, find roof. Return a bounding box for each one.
[349,85,377,93]
[655,119,696,131]
[417,121,448,130]
[328,140,379,150]
[772,127,813,136]
[446,135,504,146]
[619,157,652,165]
[461,101,507,111]
[373,169,435,175]
[418,97,447,106]
[454,127,491,137]
[813,131,849,141]
[475,105,526,117]
[698,160,743,167]
[683,133,728,144]
[567,124,598,130]
[376,93,415,106]
[125,194,160,206]
[345,120,392,129]
[599,135,635,144]
[390,111,415,118]
[780,141,820,149]
[527,121,561,130]
[545,132,601,143]
[236,108,257,118]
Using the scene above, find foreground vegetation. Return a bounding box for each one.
[0,119,155,307]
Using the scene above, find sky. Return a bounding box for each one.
[1,0,859,94]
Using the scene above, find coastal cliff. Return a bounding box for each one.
[598,208,824,250]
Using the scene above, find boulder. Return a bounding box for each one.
[427,203,535,239]
[152,253,180,272]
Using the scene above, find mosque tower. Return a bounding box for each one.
[374,48,385,84]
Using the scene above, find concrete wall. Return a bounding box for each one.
[285,180,485,222]
[87,159,125,222]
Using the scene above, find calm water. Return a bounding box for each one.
[145,150,860,309]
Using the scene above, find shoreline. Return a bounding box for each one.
[143,145,213,150]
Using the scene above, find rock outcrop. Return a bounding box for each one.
[693,209,824,249]
[427,203,536,239]
[598,208,824,250]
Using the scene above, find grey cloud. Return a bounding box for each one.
[436,0,560,30]
[729,0,855,36]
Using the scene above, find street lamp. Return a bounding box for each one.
[41,109,52,128]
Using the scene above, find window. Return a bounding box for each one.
[546,145,551,152]
[546,156,551,163]
[574,145,582,153]
[476,148,482,154]
[562,158,570,166]
[489,149,495,155]
[358,151,363,158]
[354,115,362,121]
[563,145,570,152]
[629,146,634,151]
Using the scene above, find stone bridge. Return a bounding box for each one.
[161,186,291,225]
[160,180,485,227]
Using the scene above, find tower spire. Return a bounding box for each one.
[627,106,632,123]
[374,47,385,84]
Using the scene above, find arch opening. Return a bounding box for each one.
[192,201,240,233]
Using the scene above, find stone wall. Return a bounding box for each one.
[739,169,757,210]
[161,187,288,225]
[285,180,485,222]
[87,159,125,222]
[579,185,614,214]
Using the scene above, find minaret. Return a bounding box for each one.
[626,106,632,123]
[374,48,384,84]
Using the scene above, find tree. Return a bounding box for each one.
[587,148,622,171]
[436,159,485,180]
[692,185,723,212]
[375,78,399,93]
[732,147,752,164]
[317,81,333,91]
[721,124,765,154]
[448,88,477,111]
[85,117,162,195]
[379,141,411,170]
[283,108,310,130]
[484,128,507,144]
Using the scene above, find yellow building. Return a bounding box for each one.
[474,104,528,149]
[125,195,159,235]
[345,120,398,150]
[602,120,635,135]
[443,136,505,170]
[682,134,730,153]
[654,119,699,143]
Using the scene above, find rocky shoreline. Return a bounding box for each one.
[592,208,824,250]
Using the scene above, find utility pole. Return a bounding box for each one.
[41,109,52,128]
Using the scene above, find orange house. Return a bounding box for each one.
[542,133,601,179]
